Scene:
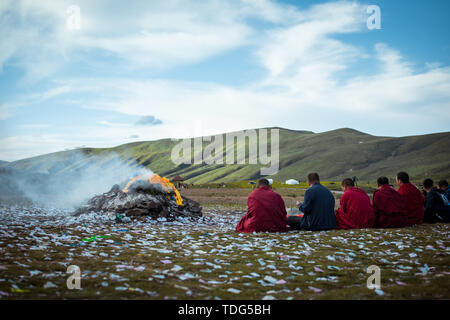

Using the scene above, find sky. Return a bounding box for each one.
[0,0,449,161]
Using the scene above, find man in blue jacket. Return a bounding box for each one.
[288,173,337,231]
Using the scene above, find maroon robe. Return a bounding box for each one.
[335,187,375,230]
[236,186,288,233]
[373,185,408,228]
[398,182,425,226]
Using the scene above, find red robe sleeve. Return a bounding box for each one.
[235,194,256,232]
[335,192,351,229]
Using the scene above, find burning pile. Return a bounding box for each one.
[73,173,202,220]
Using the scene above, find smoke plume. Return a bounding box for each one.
[0,151,153,209]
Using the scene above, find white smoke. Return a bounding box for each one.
[3,151,154,209]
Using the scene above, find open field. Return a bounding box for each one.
[1,186,449,300]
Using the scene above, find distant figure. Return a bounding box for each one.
[288,173,336,231]
[396,172,425,226]
[236,179,288,233]
[335,178,375,229]
[352,176,359,187]
[423,179,450,223]
[438,180,450,203]
[372,177,408,228]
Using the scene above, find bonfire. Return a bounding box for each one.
[73,173,202,220]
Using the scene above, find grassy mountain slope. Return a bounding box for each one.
[4,127,449,183]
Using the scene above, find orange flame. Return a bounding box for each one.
[122,173,184,206]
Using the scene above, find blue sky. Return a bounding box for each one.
[0,0,449,161]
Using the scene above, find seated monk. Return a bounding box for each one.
[236,179,288,233]
[396,171,425,225]
[372,177,408,228]
[423,178,450,223]
[335,178,375,230]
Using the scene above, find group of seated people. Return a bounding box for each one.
[235,172,450,233]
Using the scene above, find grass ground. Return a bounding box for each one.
[0,187,449,300]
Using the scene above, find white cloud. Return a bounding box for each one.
[239,0,303,23]
[374,43,413,77]
[1,0,450,161]
[329,45,450,113]
[19,124,51,129]
[0,0,259,79]
[256,1,365,89]
[97,121,130,128]
[0,134,70,161]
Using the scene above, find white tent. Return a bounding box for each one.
[285,179,299,185]
[267,178,274,185]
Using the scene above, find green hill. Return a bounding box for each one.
[4,127,450,183]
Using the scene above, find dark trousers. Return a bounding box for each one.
[288,216,303,230]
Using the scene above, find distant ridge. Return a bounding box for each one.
[4,127,450,183]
